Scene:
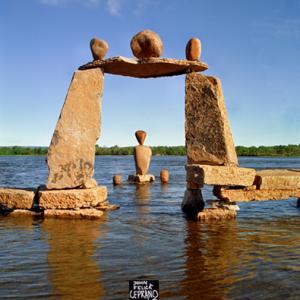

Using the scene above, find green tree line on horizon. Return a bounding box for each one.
[0,144,300,156]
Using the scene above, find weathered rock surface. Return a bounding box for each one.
[186,164,256,187]
[130,30,163,59]
[90,38,108,60]
[39,186,107,209]
[214,186,300,202]
[44,209,104,219]
[185,73,238,166]
[0,188,35,209]
[128,174,155,183]
[79,56,208,78]
[255,169,300,190]
[197,208,237,221]
[186,38,201,61]
[181,189,205,215]
[46,68,103,189]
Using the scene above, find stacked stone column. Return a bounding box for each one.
[39,68,114,217]
[182,72,240,217]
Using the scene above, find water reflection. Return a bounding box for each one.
[42,218,106,300]
[135,184,151,214]
[180,220,239,300]
[179,215,300,300]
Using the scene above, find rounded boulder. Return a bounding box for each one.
[130,30,163,59]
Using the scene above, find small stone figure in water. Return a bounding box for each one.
[134,130,152,175]
[113,175,122,186]
[160,169,169,184]
[129,130,155,183]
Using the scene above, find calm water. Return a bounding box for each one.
[0,156,300,300]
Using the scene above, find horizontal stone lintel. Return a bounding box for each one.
[79,56,208,78]
[214,187,300,202]
[186,164,256,187]
[255,169,300,190]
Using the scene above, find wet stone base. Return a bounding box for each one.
[0,185,119,219]
[197,208,237,221]
[128,174,155,183]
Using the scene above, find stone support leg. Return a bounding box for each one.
[46,68,104,189]
[181,184,205,217]
[185,72,238,166]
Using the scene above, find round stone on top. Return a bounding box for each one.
[135,130,147,145]
[90,38,109,60]
[130,30,163,59]
[185,38,201,61]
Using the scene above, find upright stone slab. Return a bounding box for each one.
[185,73,238,166]
[46,68,103,189]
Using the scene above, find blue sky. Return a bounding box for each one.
[0,0,299,147]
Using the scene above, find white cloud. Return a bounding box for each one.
[40,0,71,6]
[38,0,151,17]
[106,0,122,16]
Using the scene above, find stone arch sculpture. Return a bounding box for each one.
[44,31,300,219]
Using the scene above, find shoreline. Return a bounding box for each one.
[0,145,300,157]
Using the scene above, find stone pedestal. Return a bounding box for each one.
[39,186,107,209]
[197,208,237,221]
[46,68,104,190]
[0,188,36,210]
[128,174,155,183]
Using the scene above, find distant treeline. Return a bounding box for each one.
[0,144,300,156]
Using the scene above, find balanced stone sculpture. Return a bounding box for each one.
[130,30,163,59]
[90,38,109,60]
[128,130,155,183]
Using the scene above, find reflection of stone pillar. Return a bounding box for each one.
[42,218,105,299]
[135,184,151,214]
[180,220,238,299]
[46,68,104,190]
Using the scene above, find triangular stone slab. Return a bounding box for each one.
[185,73,238,166]
[46,68,103,189]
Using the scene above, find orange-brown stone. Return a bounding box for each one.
[113,175,122,185]
[79,56,208,78]
[90,38,108,60]
[186,38,201,61]
[160,169,169,184]
[135,130,147,145]
[130,30,163,59]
